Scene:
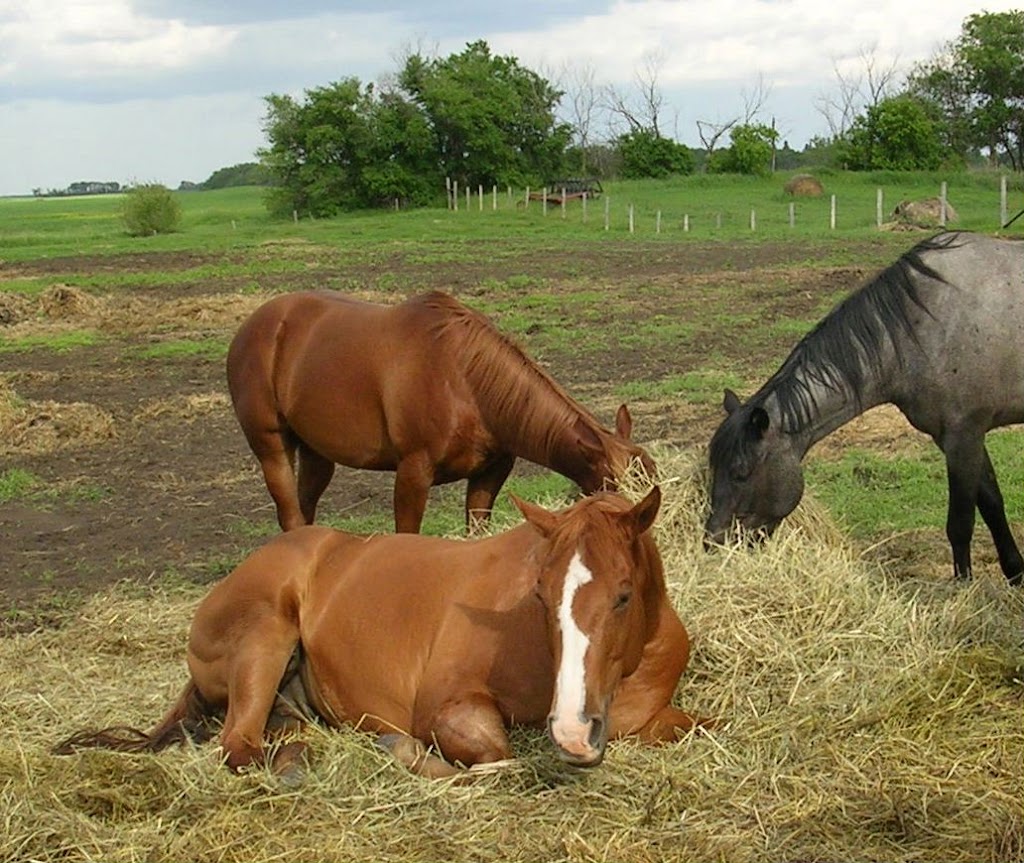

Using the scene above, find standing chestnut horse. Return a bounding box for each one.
[55,488,704,778]
[227,290,654,533]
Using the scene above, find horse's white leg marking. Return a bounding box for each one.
[549,551,593,751]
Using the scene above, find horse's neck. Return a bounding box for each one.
[474,364,595,469]
[766,358,895,457]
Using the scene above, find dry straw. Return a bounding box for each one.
[2,448,1021,863]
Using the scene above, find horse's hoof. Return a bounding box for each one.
[271,741,308,786]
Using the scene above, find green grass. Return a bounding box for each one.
[806,428,1024,538]
[0,330,101,353]
[0,469,109,505]
[2,170,1020,263]
[616,370,746,404]
[128,338,228,360]
[0,468,39,501]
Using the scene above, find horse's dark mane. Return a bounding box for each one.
[418,291,602,450]
[710,232,961,466]
[757,232,960,430]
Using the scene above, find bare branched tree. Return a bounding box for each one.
[696,73,772,165]
[558,60,602,171]
[815,45,901,138]
[602,49,668,137]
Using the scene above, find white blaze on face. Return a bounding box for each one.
[550,551,592,739]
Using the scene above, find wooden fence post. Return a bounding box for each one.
[939,181,947,227]
[628,204,635,234]
[830,194,836,229]
[876,188,883,228]
[604,196,610,231]
[1001,175,1008,227]
[788,202,795,228]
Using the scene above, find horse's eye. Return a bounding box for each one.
[614,590,632,611]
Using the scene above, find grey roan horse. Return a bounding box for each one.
[706,231,1024,585]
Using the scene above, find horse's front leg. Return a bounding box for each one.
[420,691,514,770]
[465,454,515,533]
[975,446,1024,585]
[393,451,434,533]
[943,434,985,581]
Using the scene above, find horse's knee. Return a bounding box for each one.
[430,695,511,768]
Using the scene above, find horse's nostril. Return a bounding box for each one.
[588,716,605,749]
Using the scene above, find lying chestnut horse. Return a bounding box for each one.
[55,488,703,778]
[226,290,654,533]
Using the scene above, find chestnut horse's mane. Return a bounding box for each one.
[420,291,603,453]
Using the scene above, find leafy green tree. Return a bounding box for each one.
[121,184,181,236]
[617,129,694,178]
[910,10,1024,169]
[838,96,946,170]
[259,79,438,216]
[399,40,571,189]
[707,123,779,175]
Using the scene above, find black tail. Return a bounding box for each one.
[53,681,217,756]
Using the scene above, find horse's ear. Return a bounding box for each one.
[510,493,559,537]
[625,485,661,536]
[614,403,633,440]
[749,407,769,438]
[723,389,742,414]
[573,415,604,454]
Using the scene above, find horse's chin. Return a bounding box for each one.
[553,745,605,769]
[703,518,779,550]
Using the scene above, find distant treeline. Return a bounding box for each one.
[33,164,272,198]
[179,163,273,191]
[33,181,122,197]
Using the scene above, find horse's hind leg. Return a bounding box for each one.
[219,622,303,773]
[247,429,306,531]
[297,443,336,525]
[976,446,1023,585]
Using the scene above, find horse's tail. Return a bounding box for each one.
[53,681,216,756]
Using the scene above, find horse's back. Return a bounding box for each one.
[900,233,1024,431]
[297,525,548,731]
[227,291,464,467]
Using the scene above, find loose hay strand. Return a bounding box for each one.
[1,447,1022,863]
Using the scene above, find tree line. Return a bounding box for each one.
[255,12,1023,216]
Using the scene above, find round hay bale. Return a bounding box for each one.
[784,174,824,197]
[38,284,99,319]
[891,198,958,228]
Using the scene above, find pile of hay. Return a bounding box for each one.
[1,448,1021,863]
[0,376,116,456]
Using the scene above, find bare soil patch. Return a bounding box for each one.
[0,240,927,630]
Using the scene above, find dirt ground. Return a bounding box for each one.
[1,238,926,631]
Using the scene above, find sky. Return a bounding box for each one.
[0,0,1019,196]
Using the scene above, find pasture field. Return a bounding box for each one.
[1,181,1022,862]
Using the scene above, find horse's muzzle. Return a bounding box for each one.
[547,713,607,768]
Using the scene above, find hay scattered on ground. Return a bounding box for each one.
[0,376,116,456]
[133,392,232,425]
[1,448,1022,863]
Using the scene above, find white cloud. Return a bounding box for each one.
[2,0,1022,195]
[1,0,233,85]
